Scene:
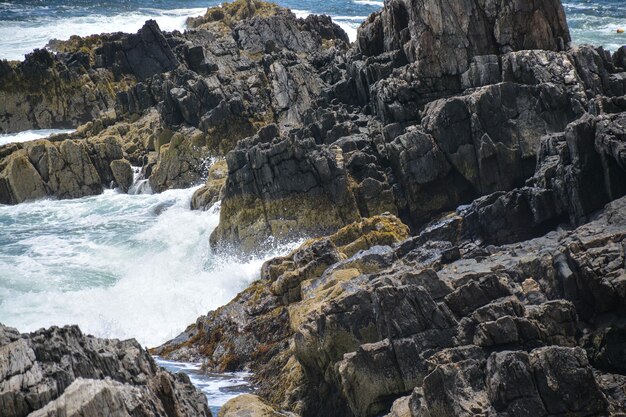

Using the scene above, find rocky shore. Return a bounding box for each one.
[0,324,210,417]
[1,0,626,415]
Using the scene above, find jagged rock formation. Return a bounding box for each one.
[95,19,180,81]
[351,0,571,108]
[0,43,133,134]
[0,0,350,202]
[0,324,211,417]
[2,0,626,415]
[155,0,626,416]
[161,193,626,417]
[191,159,228,211]
[210,0,626,249]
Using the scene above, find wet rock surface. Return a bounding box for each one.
[0,324,211,417]
[0,134,128,204]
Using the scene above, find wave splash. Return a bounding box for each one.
[0,187,299,347]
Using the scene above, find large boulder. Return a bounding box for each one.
[218,394,281,417]
[210,124,362,251]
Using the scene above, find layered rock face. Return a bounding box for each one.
[0,324,211,417]
[0,42,131,134]
[208,0,626,250]
[0,18,184,134]
[160,194,626,417]
[212,46,626,248]
[2,0,626,414]
[352,0,571,106]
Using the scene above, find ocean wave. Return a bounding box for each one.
[0,129,74,146]
[0,187,303,347]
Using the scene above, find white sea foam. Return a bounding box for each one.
[0,7,207,61]
[0,187,301,347]
[335,21,360,42]
[0,129,74,146]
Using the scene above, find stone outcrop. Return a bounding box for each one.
[0,47,132,133]
[156,1,626,414]
[0,324,211,417]
[0,135,132,204]
[210,124,363,251]
[213,43,626,248]
[3,0,626,415]
[218,394,282,417]
[153,215,410,409]
[161,192,626,417]
[191,159,228,210]
[351,0,571,107]
[94,19,180,81]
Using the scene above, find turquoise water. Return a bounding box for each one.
[0,137,299,409]
[156,358,253,415]
[564,0,626,52]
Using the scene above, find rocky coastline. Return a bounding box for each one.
[1,0,626,416]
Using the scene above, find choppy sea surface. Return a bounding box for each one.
[0,0,624,411]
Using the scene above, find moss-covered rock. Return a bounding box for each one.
[212,193,362,253]
[263,215,409,305]
[187,0,284,33]
[0,49,135,133]
[218,394,282,417]
[110,159,133,192]
[156,215,410,414]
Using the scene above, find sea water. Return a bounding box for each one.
[0,185,299,346]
